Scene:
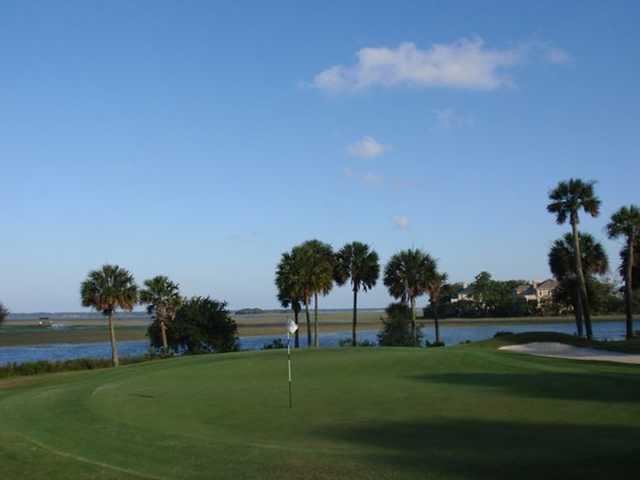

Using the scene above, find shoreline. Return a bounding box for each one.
[0,315,627,348]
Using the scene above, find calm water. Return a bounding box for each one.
[1,320,638,366]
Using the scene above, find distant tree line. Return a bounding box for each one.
[234,308,265,315]
[423,272,539,319]
[423,270,633,320]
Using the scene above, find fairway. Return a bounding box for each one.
[1,341,640,479]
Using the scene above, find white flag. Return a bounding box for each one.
[287,318,298,334]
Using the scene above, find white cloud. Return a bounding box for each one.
[393,215,410,230]
[347,136,390,158]
[312,38,572,92]
[313,38,521,92]
[435,108,474,128]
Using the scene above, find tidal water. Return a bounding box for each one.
[1,320,638,366]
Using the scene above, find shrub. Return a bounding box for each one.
[147,346,175,358]
[494,331,514,338]
[0,355,157,379]
[263,338,286,350]
[378,303,423,347]
[150,296,239,354]
[426,341,445,348]
[340,338,376,347]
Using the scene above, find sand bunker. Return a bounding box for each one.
[499,342,640,365]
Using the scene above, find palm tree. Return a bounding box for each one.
[384,249,434,343]
[139,275,182,350]
[548,233,608,337]
[547,179,601,339]
[607,205,640,339]
[425,271,447,344]
[334,242,380,346]
[80,264,138,367]
[291,244,314,347]
[0,301,8,326]
[620,238,640,291]
[275,250,304,348]
[298,240,334,347]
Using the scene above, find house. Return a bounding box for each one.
[450,283,475,303]
[515,279,559,305]
[449,278,559,307]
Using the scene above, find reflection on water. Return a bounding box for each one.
[1,320,638,366]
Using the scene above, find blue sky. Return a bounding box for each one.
[1,1,639,312]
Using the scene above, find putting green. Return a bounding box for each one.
[1,340,639,479]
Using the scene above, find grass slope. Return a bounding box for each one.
[1,339,639,479]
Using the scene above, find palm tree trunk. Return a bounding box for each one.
[107,311,119,367]
[572,219,593,339]
[304,300,311,347]
[352,288,358,347]
[574,283,584,337]
[625,234,635,339]
[314,292,319,348]
[293,308,300,348]
[433,302,441,344]
[410,296,416,345]
[160,320,168,350]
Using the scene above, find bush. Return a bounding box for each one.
[263,338,286,350]
[149,296,239,354]
[147,346,175,358]
[494,331,514,338]
[378,303,423,347]
[0,355,157,379]
[339,338,376,347]
[426,341,445,348]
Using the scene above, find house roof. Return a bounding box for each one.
[537,279,559,291]
[514,279,559,298]
[517,286,537,297]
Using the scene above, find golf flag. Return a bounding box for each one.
[287,318,299,335]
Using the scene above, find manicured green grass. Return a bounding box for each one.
[1,338,639,479]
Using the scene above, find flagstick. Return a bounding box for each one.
[285,318,297,409]
[287,332,293,408]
